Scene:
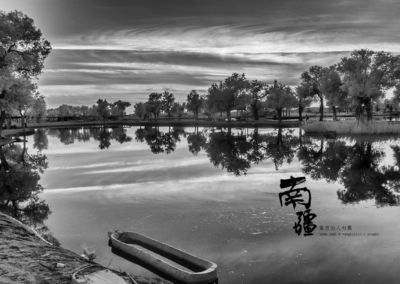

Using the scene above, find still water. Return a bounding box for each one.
[2,126,400,283]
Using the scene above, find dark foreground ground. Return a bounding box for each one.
[0,213,166,284]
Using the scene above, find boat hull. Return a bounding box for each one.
[109,231,218,284]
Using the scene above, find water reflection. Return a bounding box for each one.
[298,136,400,206]
[0,137,59,245]
[187,128,207,155]
[48,126,132,149]
[135,126,184,154]
[43,126,400,206]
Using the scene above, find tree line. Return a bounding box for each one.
[47,99,131,121]
[133,50,400,123]
[49,50,400,124]
[2,10,400,135]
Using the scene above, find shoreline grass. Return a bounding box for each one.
[302,120,400,134]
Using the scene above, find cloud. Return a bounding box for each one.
[39,48,351,107]
[6,0,400,106]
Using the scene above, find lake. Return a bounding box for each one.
[2,126,400,283]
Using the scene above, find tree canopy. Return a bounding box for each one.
[266,80,297,123]
[0,10,51,135]
[300,65,324,121]
[337,49,400,120]
[186,90,204,120]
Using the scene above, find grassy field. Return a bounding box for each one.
[302,119,400,134]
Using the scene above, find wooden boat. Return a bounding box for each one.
[71,265,132,284]
[109,231,218,284]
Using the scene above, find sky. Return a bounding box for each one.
[2,0,400,107]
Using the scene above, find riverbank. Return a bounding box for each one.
[0,213,165,284]
[302,120,400,134]
[4,118,300,132]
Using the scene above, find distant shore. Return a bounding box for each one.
[5,118,400,137]
[3,118,300,136]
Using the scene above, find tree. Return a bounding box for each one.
[30,96,47,123]
[186,90,204,120]
[134,102,146,119]
[146,93,162,121]
[0,75,36,129]
[0,11,51,77]
[320,67,348,120]
[295,83,313,121]
[249,80,267,120]
[171,102,185,119]
[0,11,51,136]
[223,73,250,121]
[300,66,324,121]
[96,99,110,122]
[337,49,399,121]
[112,100,131,119]
[206,73,249,121]
[58,104,72,118]
[392,85,400,110]
[206,82,225,118]
[266,80,298,123]
[161,91,175,118]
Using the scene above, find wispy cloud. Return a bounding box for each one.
[6,0,399,106]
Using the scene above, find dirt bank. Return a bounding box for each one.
[0,213,166,284]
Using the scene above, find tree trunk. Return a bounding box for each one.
[332,106,337,121]
[319,95,324,121]
[298,105,303,122]
[0,110,5,138]
[21,135,27,166]
[0,147,9,171]
[277,108,282,124]
[226,110,231,122]
[252,103,259,121]
[19,110,25,129]
[366,100,373,121]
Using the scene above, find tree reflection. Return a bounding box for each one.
[246,128,265,164]
[264,128,299,170]
[338,142,400,206]
[298,136,400,206]
[42,125,400,206]
[0,136,59,245]
[134,126,183,154]
[33,128,48,151]
[187,128,207,155]
[47,126,132,149]
[205,128,252,175]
